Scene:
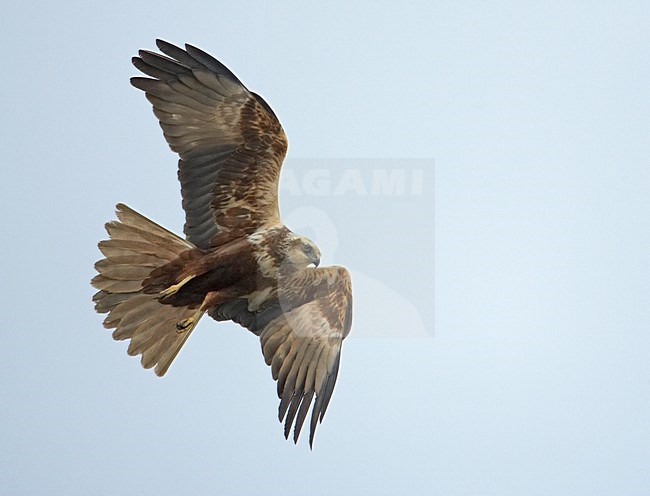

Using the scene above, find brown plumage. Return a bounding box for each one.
[91,40,352,447]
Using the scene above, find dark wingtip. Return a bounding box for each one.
[130,77,145,91]
[309,425,316,449]
[155,38,171,49]
[130,77,154,92]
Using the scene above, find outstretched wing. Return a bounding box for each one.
[211,267,353,447]
[131,40,287,248]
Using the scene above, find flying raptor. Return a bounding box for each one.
[91,40,353,447]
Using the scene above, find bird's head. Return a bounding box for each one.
[286,235,321,269]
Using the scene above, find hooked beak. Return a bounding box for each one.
[309,254,320,268]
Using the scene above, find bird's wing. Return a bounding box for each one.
[210,266,353,447]
[131,40,287,248]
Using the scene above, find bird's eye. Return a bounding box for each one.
[304,244,312,254]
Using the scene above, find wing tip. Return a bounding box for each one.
[155,38,174,50]
[130,76,155,91]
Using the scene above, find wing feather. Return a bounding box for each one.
[294,390,315,444]
[251,266,352,447]
[131,40,287,248]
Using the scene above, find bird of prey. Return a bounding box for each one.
[91,40,352,447]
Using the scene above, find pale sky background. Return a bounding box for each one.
[2,1,649,495]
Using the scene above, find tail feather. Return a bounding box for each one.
[92,291,130,313]
[98,239,181,260]
[101,294,151,329]
[95,260,154,280]
[92,203,199,376]
[93,278,144,294]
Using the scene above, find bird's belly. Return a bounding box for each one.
[163,264,254,307]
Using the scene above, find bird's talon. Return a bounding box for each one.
[176,317,193,333]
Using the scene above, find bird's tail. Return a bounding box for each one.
[91,203,199,376]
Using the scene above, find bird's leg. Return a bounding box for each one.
[176,309,205,334]
[175,291,229,334]
[200,290,232,309]
[158,275,195,299]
